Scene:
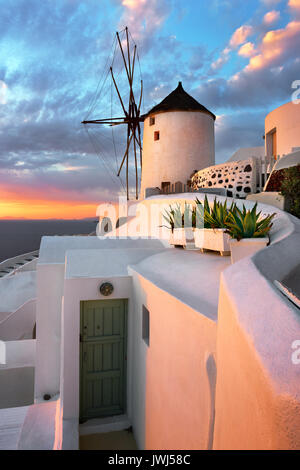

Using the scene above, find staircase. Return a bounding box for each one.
[0,251,39,278]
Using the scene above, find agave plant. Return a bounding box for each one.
[162,203,193,233]
[194,195,237,229]
[225,203,276,241]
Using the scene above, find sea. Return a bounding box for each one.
[0,219,98,263]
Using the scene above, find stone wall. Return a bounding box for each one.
[191,158,257,198]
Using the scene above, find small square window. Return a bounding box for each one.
[149,116,155,126]
[154,131,160,141]
[142,305,150,346]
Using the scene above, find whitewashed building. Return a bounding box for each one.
[0,96,300,451]
[140,82,215,198]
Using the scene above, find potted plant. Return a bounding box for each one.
[226,203,276,263]
[162,203,195,248]
[194,196,236,256]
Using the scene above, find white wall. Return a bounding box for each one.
[0,366,34,409]
[0,340,35,409]
[191,158,257,199]
[127,273,148,449]
[0,299,36,341]
[213,201,300,449]
[140,111,215,198]
[129,269,217,450]
[2,339,35,366]
[34,263,65,400]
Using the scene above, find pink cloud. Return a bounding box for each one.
[122,0,146,8]
[289,0,300,19]
[289,0,300,8]
[240,20,300,71]
[211,49,230,71]
[238,42,256,58]
[119,0,170,46]
[229,25,253,48]
[263,10,280,24]
[210,25,253,71]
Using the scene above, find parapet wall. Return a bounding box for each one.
[213,206,300,449]
[191,158,257,198]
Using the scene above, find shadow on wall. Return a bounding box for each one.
[206,353,217,450]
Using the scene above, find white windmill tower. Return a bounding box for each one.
[140,82,216,198]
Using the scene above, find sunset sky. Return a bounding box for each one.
[1,0,300,218]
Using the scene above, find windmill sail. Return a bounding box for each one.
[82,27,144,200]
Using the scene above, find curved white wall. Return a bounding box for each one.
[265,101,300,157]
[191,157,257,199]
[214,212,300,449]
[140,111,215,198]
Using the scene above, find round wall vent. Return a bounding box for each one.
[99,282,114,296]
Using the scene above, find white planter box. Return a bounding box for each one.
[194,228,231,256]
[169,228,195,249]
[229,237,269,264]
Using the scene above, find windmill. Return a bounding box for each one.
[82,27,144,200]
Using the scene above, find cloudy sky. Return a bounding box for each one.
[0,0,300,218]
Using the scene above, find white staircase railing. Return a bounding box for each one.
[256,155,280,192]
[0,250,39,278]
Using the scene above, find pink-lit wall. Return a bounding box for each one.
[213,252,300,450]
[130,272,217,450]
[265,101,300,157]
[140,111,215,199]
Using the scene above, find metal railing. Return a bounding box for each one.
[256,155,278,192]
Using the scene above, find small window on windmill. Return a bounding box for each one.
[142,305,150,346]
[149,116,155,126]
[154,131,160,141]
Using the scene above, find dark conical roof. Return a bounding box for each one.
[146,82,216,120]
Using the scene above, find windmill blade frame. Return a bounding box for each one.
[82,27,144,200]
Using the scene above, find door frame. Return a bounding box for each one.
[79,298,128,421]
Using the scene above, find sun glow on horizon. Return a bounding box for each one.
[0,196,100,220]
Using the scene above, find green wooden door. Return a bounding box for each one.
[80,299,127,420]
